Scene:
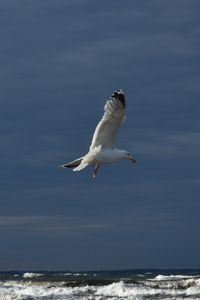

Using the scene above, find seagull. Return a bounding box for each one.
[59,89,136,178]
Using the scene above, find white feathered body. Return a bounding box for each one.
[73,147,126,171]
[85,147,125,165]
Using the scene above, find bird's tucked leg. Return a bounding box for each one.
[93,160,100,178]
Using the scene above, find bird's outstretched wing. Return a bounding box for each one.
[90,89,126,150]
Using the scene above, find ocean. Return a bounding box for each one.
[0,269,200,299]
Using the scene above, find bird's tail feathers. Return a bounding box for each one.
[59,157,83,169]
[73,162,89,172]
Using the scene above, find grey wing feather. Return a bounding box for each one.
[59,157,83,168]
[90,89,126,150]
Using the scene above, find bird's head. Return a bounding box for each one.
[122,150,136,163]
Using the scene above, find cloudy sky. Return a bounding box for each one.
[0,0,200,270]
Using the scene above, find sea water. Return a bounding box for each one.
[0,269,200,299]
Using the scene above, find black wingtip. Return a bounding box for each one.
[112,89,126,107]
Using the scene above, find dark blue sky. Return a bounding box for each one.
[1,0,200,270]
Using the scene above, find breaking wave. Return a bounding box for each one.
[0,270,200,299]
[23,272,44,278]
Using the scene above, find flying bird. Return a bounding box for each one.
[59,89,136,178]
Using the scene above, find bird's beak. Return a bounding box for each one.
[130,156,136,163]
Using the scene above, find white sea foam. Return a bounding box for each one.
[144,277,200,291]
[0,277,200,300]
[186,279,200,296]
[0,281,95,300]
[59,272,88,276]
[57,272,73,276]
[154,274,199,281]
[95,281,189,298]
[95,279,200,299]
[72,273,88,276]
[23,272,43,278]
[96,281,155,298]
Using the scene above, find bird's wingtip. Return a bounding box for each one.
[117,88,124,94]
[112,89,125,107]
